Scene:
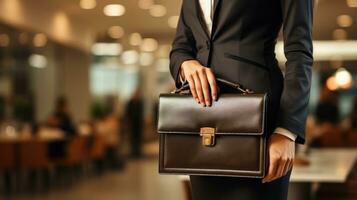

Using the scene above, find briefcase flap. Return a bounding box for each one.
[158,93,268,136]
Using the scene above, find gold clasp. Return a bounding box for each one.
[200,127,216,147]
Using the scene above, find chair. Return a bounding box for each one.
[18,139,50,170]
[87,134,107,174]
[53,136,89,183]
[346,129,357,147]
[18,139,51,191]
[0,141,16,170]
[319,124,344,147]
[0,141,16,192]
[64,136,88,165]
[89,134,106,161]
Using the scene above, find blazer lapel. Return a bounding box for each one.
[213,0,220,13]
[211,0,221,40]
[194,0,221,40]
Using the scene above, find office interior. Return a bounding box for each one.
[0,0,357,199]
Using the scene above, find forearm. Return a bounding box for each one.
[169,4,197,88]
[277,0,314,144]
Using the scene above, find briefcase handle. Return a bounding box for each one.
[172,78,254,94]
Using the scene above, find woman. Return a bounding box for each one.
[169,0,313,199]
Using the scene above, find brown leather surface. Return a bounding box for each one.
[160,134,266,177]
[158,93,267,135]
[158,92,268,178]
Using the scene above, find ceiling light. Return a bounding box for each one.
[337,14,353,28]
[92,43,123,56]
[80,0,96,10]
[149,4,167,17]
[335,67,353,89]
[275,40,357,61]
[29,54,47,68]
[347,0,357,7]
[0,34,10,47]
[121,50,139,65]
[33,33,47,47]
[108,26,125,39]
[129,32,142,46]
[103,4,125,17]
[138,0,154,10]
[168,16,179,28]
[332,29,348,40]
[140,38,158,52]
[326,76,338,91]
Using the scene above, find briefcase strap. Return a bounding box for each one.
[172,78,254,94]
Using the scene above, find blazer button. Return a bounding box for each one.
[206,40,211,50]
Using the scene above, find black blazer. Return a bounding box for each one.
[169,0,313,144]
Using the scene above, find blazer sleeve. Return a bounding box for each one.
[276,0,314,144]
[169,3,197,88]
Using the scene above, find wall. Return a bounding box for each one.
[57,46,91,123]
[0,0,94,52]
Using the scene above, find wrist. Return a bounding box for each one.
[274,133,294,142]
[272,133,294,143]
[181,60,196,69]
[274,127,297,142]
[181,60,198,81]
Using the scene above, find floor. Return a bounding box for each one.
[0,141,185,200]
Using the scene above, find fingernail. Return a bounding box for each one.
[213,96,217,101]
[206,101,210,106]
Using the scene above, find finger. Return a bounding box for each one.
[263,156,278,183]
[285,158,293,175]
[281,159,289,178]
[277,157,288,180]
[198,69,211,106]
[284,151,294,176]
[187,75,199,103]
[270,157,282,182]
[192,72,204,106]
[206,69,217,101]
[216,85,221,99]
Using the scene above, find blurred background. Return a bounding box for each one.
[0,0,356,199]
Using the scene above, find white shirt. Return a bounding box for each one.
[199,0,215,36]
[182,0,297,141]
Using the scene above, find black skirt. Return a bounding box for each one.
[190,169,292,200]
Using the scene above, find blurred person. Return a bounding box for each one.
[94,113,124,170]
[310,85,342,147]
[315,85,340,125]
[169,0,313,199]
[47,96,76,136]
[46,97,77,160]
[125,88,144,158]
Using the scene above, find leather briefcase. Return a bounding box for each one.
[157,78,268,178]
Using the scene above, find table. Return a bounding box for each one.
[292,148,357,183]
[289,148,357,200]
[178,148,357,200]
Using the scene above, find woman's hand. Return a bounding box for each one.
[181,60,217,107]
[262,134,295,183]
